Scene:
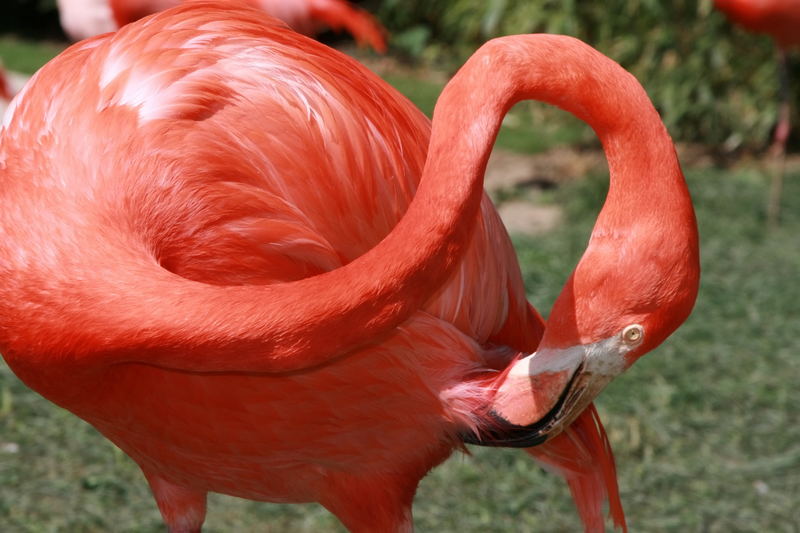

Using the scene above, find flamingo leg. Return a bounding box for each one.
[143,471,208,533]
[768,48,790,226]
[771,48,791,155]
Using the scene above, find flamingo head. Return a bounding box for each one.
[465,211,700,447]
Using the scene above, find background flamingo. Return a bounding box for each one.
[56,0,386,51]
[714,0,800,223]
[0,65,11,114]
[0,2,699,531]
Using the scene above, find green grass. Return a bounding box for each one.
[2,165,797,531]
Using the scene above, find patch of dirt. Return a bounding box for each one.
[483,143,737,236]
[498,200,562,236]
[485,143,729,196]
[484,148,597,237]
[485,147,604,237]
[484,146,606,193]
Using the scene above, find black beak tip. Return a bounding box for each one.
[460,410,549,448]
[462,361,584,448]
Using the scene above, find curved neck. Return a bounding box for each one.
[423,33,683,228]
[283,34,687,371]
[137,34,684,372]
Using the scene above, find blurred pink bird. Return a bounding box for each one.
[715,0,800,223]
[0,65,10,104]
[715,0,800,153]
[56,0,387,51]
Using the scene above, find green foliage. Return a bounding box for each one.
[371,0,793,150]
[0,36,63,74]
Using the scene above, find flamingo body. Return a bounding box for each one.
[0,3,699,531]
[714,0,800,49]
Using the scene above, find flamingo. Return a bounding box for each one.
[0,2,699,532]
[55,0,386,51]
[0,65,10,100]
[714,0,800,223]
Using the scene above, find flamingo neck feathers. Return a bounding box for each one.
[472,37,699,351]
[423,35,697,353]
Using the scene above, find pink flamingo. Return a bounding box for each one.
[715,0,800,154]
[0,66,10,103]
[715,0,800,224]
[0,70,10,119]
[0,2,699,531]
[55,0,386,51]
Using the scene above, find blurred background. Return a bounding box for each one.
[0,0,798,531]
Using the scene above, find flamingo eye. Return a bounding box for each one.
[622,324,644,345]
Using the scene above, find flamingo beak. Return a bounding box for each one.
[463,325,643,447]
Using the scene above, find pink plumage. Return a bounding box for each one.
[0,3,699,531]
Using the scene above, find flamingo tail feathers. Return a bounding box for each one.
[308,0,387,52]
[526,404,627,533]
